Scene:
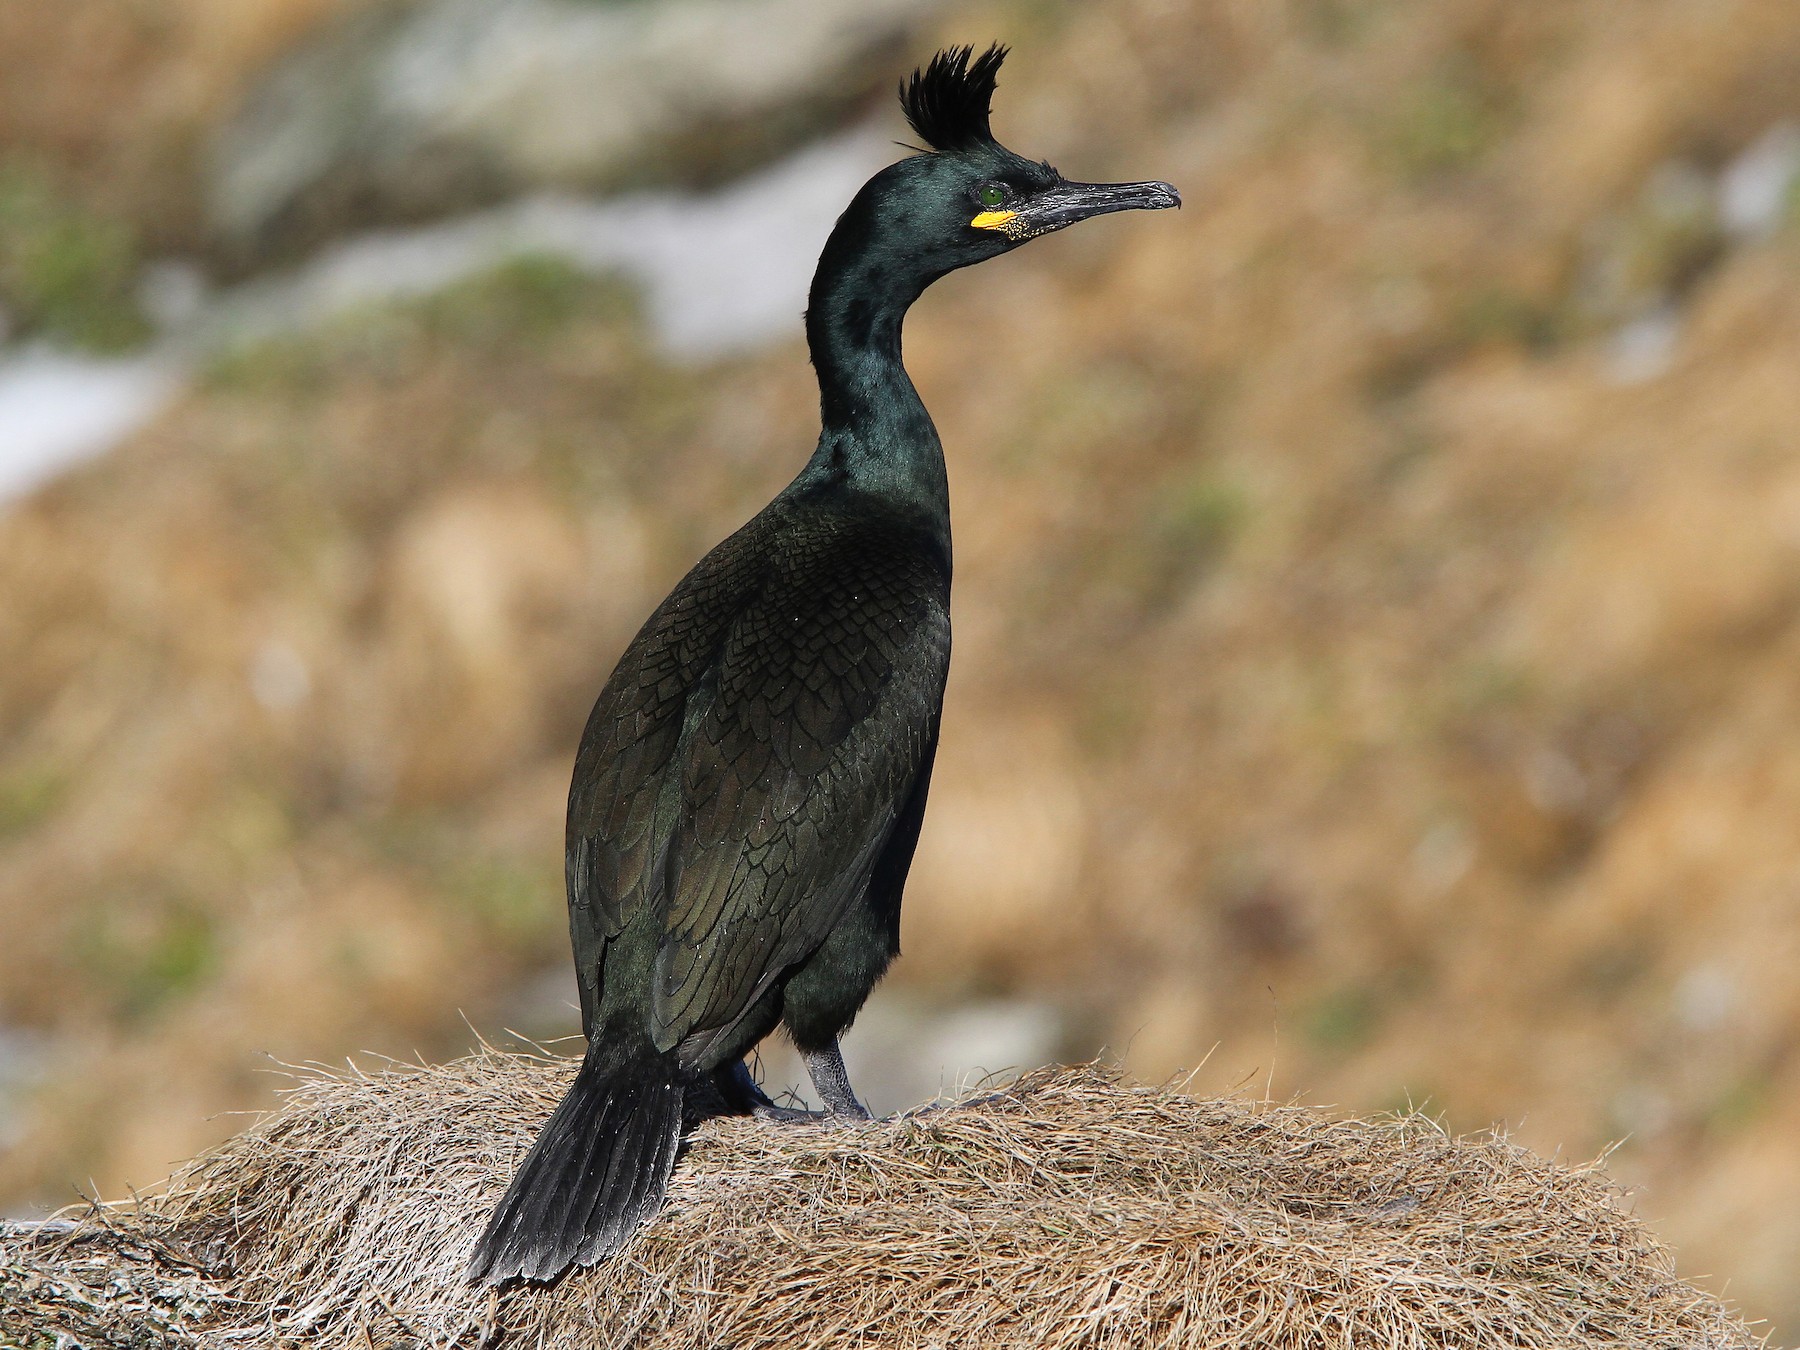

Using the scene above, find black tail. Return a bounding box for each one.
[467,1045,685,1285]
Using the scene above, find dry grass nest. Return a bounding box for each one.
[0,1051,1762,1349]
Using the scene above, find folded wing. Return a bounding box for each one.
[564,506,950,1060]
[651,513,950,1058]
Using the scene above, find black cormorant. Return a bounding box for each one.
[468,43,1178,1285]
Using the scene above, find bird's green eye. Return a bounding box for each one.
[978,183,1006,208]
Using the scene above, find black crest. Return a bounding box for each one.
[900,43,1009,153]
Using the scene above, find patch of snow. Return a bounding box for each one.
[1410,820,1475,897]
[137,259,212,329]
[1673,964,1736,1034]
[1605,306,1680,385]
[204,123,894,361]
[249,640,313,712]
[0,346,187,503]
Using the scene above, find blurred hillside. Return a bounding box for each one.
[3,0,1800,1338]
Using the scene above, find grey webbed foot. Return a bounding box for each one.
[713,1056,850,1123]
[752,1100,829,1123]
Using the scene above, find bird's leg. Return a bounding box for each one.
[710,1059,778,1115]
[803,1040,872,1120]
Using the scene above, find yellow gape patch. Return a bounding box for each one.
[970,209,1018,231]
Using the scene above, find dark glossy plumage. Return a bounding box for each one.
[468,42,1178,1287]
[566,498,951,1064]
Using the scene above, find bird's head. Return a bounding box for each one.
[823,44,1179,290]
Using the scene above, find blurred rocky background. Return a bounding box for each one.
[3,0,1800,1337]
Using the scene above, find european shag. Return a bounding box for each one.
[468,43,1178,1285]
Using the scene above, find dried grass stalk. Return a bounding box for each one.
[3,1051,1763,1348]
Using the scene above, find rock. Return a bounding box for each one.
[207,0,947,261]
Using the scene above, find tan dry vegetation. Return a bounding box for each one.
[0,0,368,246]
[4,0,1800,1336]
[0,1057,1764,1348]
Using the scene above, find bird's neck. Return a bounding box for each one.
[791,254,949,540]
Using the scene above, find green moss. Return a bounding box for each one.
[0,161,150,352]
[74,902,220,1022]
[1163,477,1250,556]
[215,789,296,866]
[202,329,335,395]
[1302,984,1384,1052]
[366,814,560,951]
[141,911,220,1008]
[1705,1070,1774,1134]
[425,254,636,343]
[1784,172,1800,230]
[203,255,639,393]
[0,761,65,839]
[1300,0,1385,46]
[442,852,560,946]
[1127,474,1251,611]
[1382,68,1503,180]
[1448,658,1535,716]
[1453,286,1563,351]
